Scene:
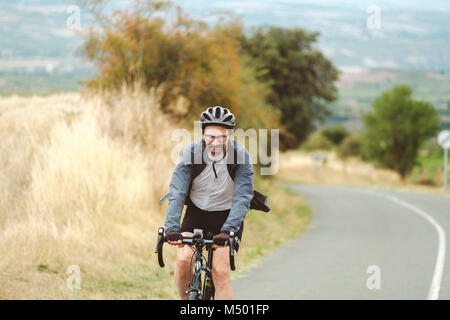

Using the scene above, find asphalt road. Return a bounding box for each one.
[233,184,449,300]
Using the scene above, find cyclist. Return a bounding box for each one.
[163,106,254,300]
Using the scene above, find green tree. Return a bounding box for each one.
[362,85,440,179]
[240,26,339,150]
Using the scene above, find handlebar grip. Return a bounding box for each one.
[155,227,165,268]
[229,231,236,271]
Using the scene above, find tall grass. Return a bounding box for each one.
[0,86,177,298]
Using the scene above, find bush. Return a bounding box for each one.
[321,125,350,146]
[337,135,362,160]
[301,132,334,151]
[420,137,444,157]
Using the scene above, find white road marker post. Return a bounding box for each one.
[445,148,448,192]
[311,152,324,179]
[437,130,450,192]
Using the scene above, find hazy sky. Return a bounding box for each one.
[1,0,449,72]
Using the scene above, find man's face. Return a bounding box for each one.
[204,126,229,162]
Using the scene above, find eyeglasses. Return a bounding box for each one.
[204,134,228,143]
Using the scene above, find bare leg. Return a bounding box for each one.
[212,246,234,300]
[174,232,194,300]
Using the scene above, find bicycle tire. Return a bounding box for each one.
[201,274,214,300]
[203,285,214,300]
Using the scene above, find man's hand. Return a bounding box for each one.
[212,232,230,249]
[165,231,184,248]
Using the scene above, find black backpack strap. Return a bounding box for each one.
[226,139,238,181]
[187,139,207,202]
[190,139,207,180]
[226,140,270,213]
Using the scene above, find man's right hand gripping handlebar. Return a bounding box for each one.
[165,231,184,248]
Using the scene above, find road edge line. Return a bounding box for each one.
[386,195,447,300]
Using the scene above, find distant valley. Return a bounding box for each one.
[1,0,449,129]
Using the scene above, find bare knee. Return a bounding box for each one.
[176,252,191,269]
[176,245,195,273]
[212,264,231,287]
[176,232,194,271]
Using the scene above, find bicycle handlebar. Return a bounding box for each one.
[155,227,236,271]
[181,237,214,245]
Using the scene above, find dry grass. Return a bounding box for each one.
[0,86,177,299]
[0,87,311,299]
[276,150,450,198]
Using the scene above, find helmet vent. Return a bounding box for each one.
[223,115,233,122]
[215,107,221,119]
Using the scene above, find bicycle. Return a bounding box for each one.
[155,227,236,300]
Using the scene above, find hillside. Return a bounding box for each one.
[326,68,450,131]
[1,0,449,73]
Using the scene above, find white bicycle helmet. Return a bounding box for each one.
[200,106,235,129]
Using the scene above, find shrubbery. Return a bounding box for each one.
[337,135,362,160]
[300,132,334,151]
[321,125,349,146]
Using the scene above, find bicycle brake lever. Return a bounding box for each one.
[229,231,236,271]
[155,227,165,268]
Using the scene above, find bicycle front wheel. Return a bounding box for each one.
[202,276,215,300]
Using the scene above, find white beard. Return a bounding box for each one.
[207,148,225,163]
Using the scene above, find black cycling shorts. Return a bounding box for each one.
[180,197,244,251]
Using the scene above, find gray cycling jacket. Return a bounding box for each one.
[162,138,254,234]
